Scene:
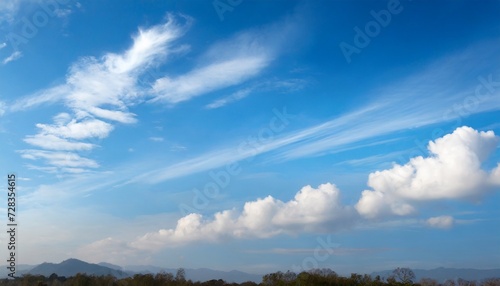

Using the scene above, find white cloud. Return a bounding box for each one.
[13,14,189,112]
[426,216,454,229]
[0,42,6,49]
[0,101,5,116]
[54,8,72,18]
[19,150,99,168]
[10,85,70,111]
[0,0,21,23]
[152,57,268,104]
[170,144,187,151]
[2,50,22,64]
[204,78,307,110]
[15,127,498,257]
[124,39,500,183]
[356,126,500,219]
[75,238,140,265]
[205,88,252,109]
[272,41,500,162]
[131,183,355,250]
[489,163,500,185]
[150,14,301,105]
[36,117,113,140]
[23,134,95,151]
[149,137,164,142]
[16,14,189,172]
[268,78,308,92]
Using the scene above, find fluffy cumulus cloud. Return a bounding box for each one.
[75,127,499,254]
[490,163,500,185]
[356,126,500,219]
[130,183,354,250]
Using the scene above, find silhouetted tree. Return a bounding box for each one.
[458,278,478,286]
[176,268,187,281]
[481,278,500,286]
[444,279,457,286]
[392,268,415,285]
[156,271,175,284]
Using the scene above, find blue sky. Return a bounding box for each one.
[0,0,499,275]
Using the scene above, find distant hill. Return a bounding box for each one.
[29,258,129,278]
[372,267,500,283]
[0,264,34,278]
[98,262,123,271]
[13,259,261,283]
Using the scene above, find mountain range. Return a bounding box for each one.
[1,259,499,283]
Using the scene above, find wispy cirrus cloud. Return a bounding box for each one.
[150,13,303,105]
[19,149,99,168]
[205,88,252,109]
[0,0,21,23]
[119,39,500,187]
[152,57,269,104]
[149,137,164,142]
[205,78,308,109]
[9,85,71,111]
[204,78,308,109]
[2,50,22,64]
[11,12,302,173]
[23,134,95,151]
[13,14,190,172]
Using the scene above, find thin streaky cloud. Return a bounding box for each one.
[13,14,190,172]
[18,149,99,169]
[0,0,20,23]
[124,41,500,185]
[149,137,164,142]
[121,104,389,185]
[10,85,71,112]
[335,151,408,167]
[150,14,303,105]
[151,57,269,104]
[205,88,253,109]
[244,247,386,256]
[2,50,22,64]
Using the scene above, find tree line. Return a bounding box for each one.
[0,267,498,286]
